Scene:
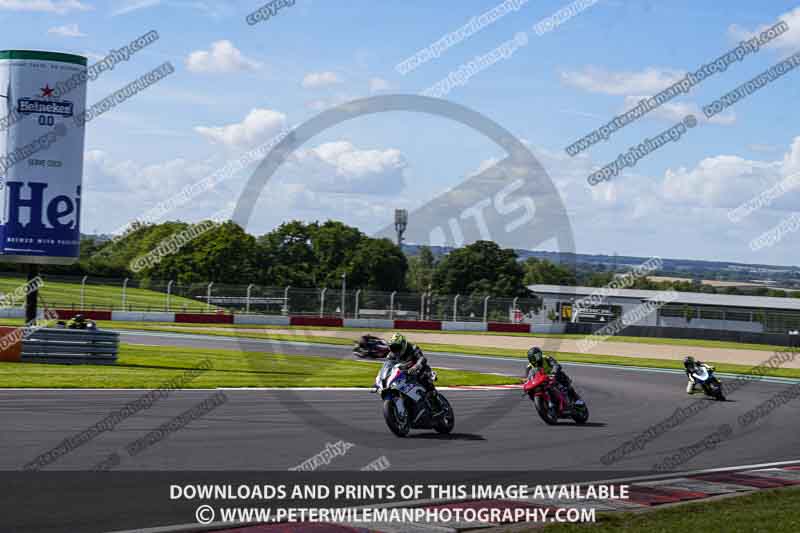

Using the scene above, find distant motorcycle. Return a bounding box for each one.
[353,336,390,358]
[523,368,589,425]
[372,359,454,437]
[691,365,725,401]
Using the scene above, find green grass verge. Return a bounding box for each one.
[0,276,212,312]
[0,343,518,389]
[82,323,800,380]
[541,486,800,533]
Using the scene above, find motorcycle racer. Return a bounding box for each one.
[526,346,580,403]
[387,332,441,412]
[683,355,715,395]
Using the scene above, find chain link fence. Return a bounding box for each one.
[0,272,546,323]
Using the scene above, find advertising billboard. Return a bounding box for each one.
[0,50,87,265]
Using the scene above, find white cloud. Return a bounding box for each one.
[195,108,287,150]
[302,71,342,89]
[186,40,261,74]
[369,77,390,93]
[0,0,90,14]
[748,143,782,154]
[283,141,408,195]
[622,95,736,126]
[111,0,160,16]
[729,7,800,54]
[48,23,86,37]
[560,66,685,95]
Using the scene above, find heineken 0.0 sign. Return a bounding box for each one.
[0,50,87,265]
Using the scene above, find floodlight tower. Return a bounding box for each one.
[394,209,408,248]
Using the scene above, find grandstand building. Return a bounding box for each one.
[528,284,800,334]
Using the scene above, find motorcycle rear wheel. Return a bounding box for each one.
[383,398,410,437]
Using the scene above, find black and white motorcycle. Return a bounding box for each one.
[372,359,455,437]
[690,364,725,401]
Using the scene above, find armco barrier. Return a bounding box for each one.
[394,320,442,330]
[175,313,234,324]
[111,311,175,322]
[233,314,291,326]
[290,316,344,327]
[488,322,530,333]
[21,328,119,364]
[344,319,395,329]
[56,309,112,321]
[442,321,488,332]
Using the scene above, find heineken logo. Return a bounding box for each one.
[17,98,73,117]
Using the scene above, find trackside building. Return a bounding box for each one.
[528,284,800,335]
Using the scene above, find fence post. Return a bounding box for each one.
[80,275,87,309]
[166,280,174,312]
[483,295,490,323]
[206,282,214,312]
[420,292,426,321]
[121,277,129,311]
[341,274,346,319]
[453,294,460,322]
[245,284,254,314]
[355,289,361,319]
[512,296,519,323]
[320,288,328,317]
[283,286,291,315]
[389,291,397,320]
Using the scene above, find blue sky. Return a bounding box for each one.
[3,0,800,266]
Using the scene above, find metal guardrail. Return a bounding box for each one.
[21,328,119,365]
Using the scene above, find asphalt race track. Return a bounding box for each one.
[1,330,799,532]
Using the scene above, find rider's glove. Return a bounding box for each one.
[408,364,420,375]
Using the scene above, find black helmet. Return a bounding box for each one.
[528,346,544,367]
[683,355,695,367]
[74,314,84,320]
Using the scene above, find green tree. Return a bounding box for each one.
[523,258,576,286]
[433,240,527,297]
[406,246,436,291]
[348,238,407,291]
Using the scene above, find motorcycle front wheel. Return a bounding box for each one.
[533,395,558,425]
[383,397,410,437]
[572,401,589,424]
[434,394,455,434]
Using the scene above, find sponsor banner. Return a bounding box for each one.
[0,50,87,264]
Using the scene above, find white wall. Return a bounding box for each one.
[233,315,291,326]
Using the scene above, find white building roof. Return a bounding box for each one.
[528,284,800,311]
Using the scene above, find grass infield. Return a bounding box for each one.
[0,344,519,389]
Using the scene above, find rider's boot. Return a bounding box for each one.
[427,389,443,416]
[686,380,696,394]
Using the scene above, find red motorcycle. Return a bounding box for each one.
[523,369,589,425]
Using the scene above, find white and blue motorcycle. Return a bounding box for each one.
[372,360,455,437]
